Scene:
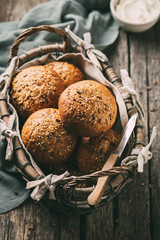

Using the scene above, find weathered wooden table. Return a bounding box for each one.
[0,1,159,239]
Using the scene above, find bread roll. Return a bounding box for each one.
[58,80,117,137]
[10,65,65,119]
[21,108,77,166]
[46,61,85,87]
[76,129,122,175]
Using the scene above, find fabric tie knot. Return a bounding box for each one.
[121,126,157,172]
[65,25,108,71]
[137,126,157,172]
[0,114,17,161]
[26,171,70,201]
[120,69,145,124]
[1,128,17,140]
[83,43,95,51]
[81,32,95,51]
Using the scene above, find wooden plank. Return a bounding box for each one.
[0,199,81,240]
[0,199,59,240]
[60,214,80,240]
[0,0,48,22]
[83,203,114,240]
[109,29,151,240]
[147,22,160,240]
[101,27,153,240]
[112,29,152,240]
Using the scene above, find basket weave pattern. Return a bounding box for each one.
[0,25,144,214]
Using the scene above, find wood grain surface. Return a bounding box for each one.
[0,0,159,239]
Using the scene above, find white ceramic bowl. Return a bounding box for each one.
[110,0,160,32]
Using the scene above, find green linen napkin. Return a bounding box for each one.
[0,135,30,214]
[0,0,119,213]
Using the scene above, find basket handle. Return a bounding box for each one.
[9,25,72,62]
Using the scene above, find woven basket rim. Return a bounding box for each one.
[0,25,144,214]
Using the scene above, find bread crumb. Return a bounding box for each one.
[146,86,152,90]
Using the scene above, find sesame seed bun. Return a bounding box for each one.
[58,80,117,137]
[45,61,85,87]
[21,108,77,166]
[10,65,65,119]
[76,129,122,175]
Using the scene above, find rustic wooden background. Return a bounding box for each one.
[0,0,159,239]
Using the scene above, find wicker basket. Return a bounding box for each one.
[0,25,145,215]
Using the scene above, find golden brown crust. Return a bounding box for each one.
[76,129,122,175]
[45,61,85,87]
[58,80,117,137]
[10,65,65,119]
[21,108,77,166]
